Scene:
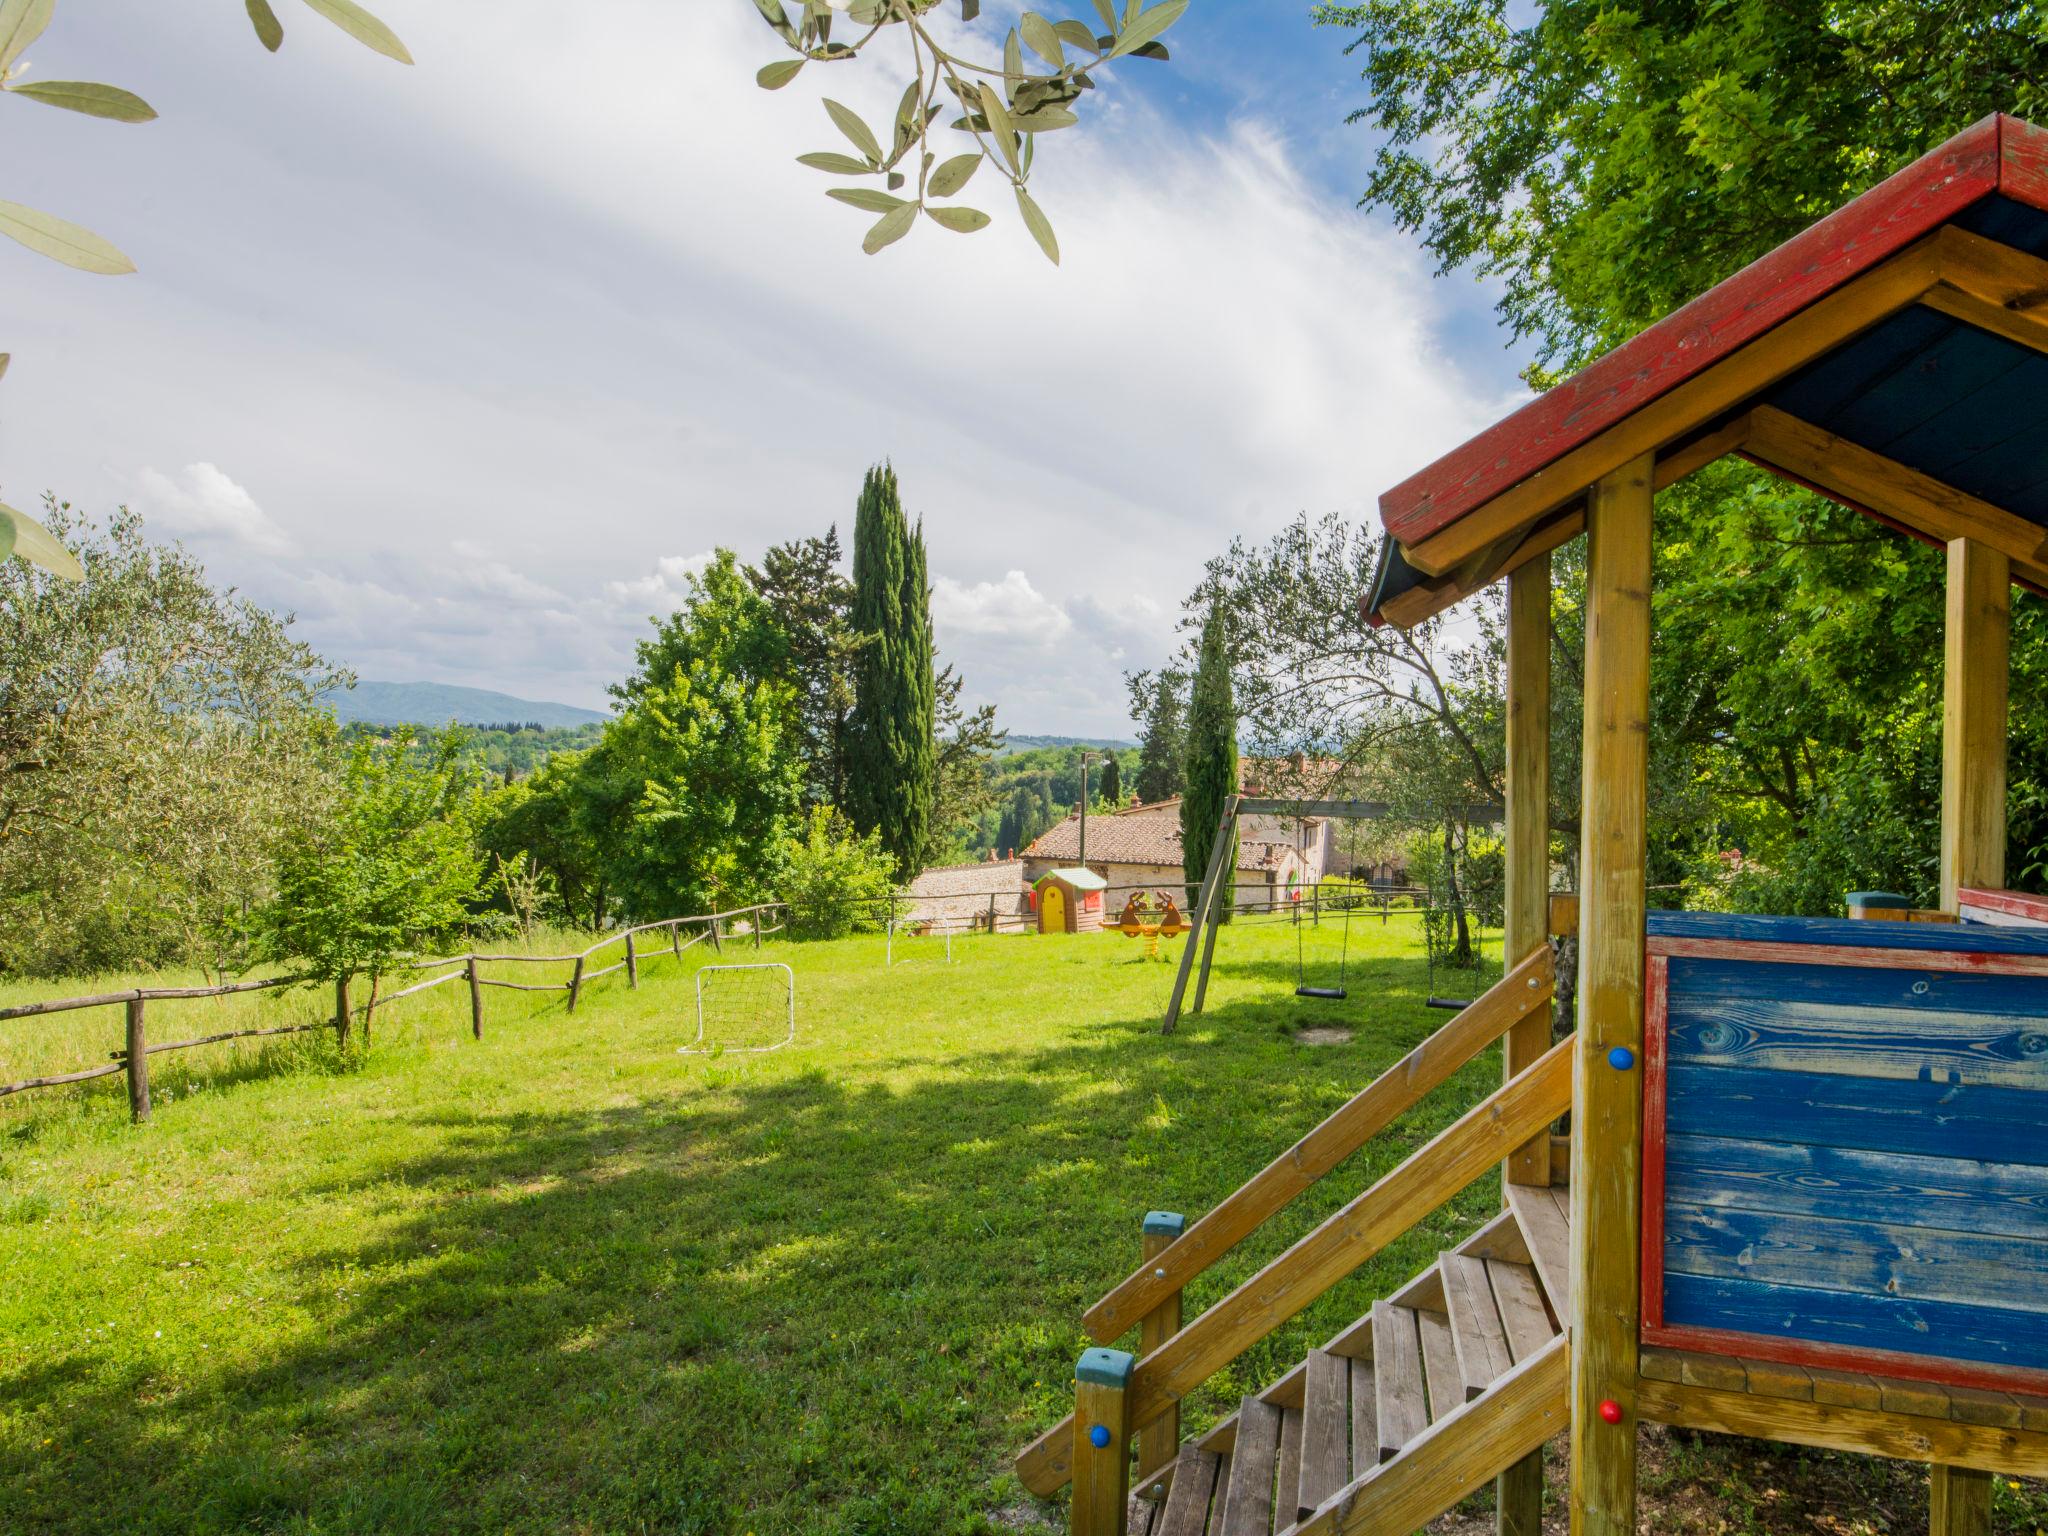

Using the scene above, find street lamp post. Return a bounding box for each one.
[1079,751,1094,866]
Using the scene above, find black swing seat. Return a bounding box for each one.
[1296,985,1348,1000]
[1425,995,1474,1011]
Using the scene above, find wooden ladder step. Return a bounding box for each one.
[1157,1442,1224,1536]
[1506,1181,1572,1317]
[1275,1403,1303,1530]
[1440,1252,1516,1400]
[1372,1301,1430,1462]
[1296,1348,1352,1517]
[1220,1396,1283,1536]
[1487,1256,1556,1363]
[1417,1306,1464,1423]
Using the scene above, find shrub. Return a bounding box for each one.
[779,807,898,940]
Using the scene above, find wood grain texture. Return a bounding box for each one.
[1929,1464,1993,1536]
[1504,555,1554,1187]
[1299,1349,1352,1515]
[1507,1182,1572,1320]
[1374,1303,1429,1462]
[1073,1369,1133,1536]
[1442,1253,1516,1400]
[1276,1405,1303,1528]
[1089,946,1553,1342]
[1636,1375,2048,1476]
[1646,909,2048,959]
[1959,888,2048,926]
[1489,1260,1555,1363]
[1420,1307,1465,1424]
[1925,223,2048,358]
[1379,117,1999,553]
[1219,1396,1281,1536]
[1942,538,2010,912]
[1569,455,1653,1536]
[1139,1222,1186,1482]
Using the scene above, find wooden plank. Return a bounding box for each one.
[1638,1348,1682,1384]
[1743,405,2048,573]
[1929,1464,1993,1536]
[1205,1455,1233,1536]
[1395,234,1950,579]
[1942,539,2010,912]
[1140,1214,1188,1483]
[1503,553,1554,1187]
[1073,1351,1135,1536]
[1570,453,1652,1536]
[1488,1260,1555,1363]
[1274,1405,1303,1528]
[1957,887,2048,926]
[1881,1376,1956,1419]
[1945,1385,2023,1429]
[1636,1376,2048,1477]
[1163,795,1238,1035]
[1810,1365,1886,1410]
[1088,946,1554,1342]
[1378,118,1998,554]
[1440,1254,1514,1399]
[1677,1352,1748,1392]
[1660,1203,2048,1313]
[1663,1133,2048,1239]
[1290,1334,1571,1536]
[1506,1182,1571,1318]
[1739,1358,1815,1402]
[1348,1356,1378,1476]
[1297,1349,1352,1516]
[1926,222,2048,357]
[1012,1038,1577,1498]
[1417,1308,1463,1424]
[1372,1302,1428,1462]
[1219,1397,1281,1536]
[1497,1450,1545,1536]
[1458,1207,1533,1265]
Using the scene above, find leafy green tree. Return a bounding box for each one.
[747,0,1189,264]
[0,501,343,976]
[1180,598,1238,915]
[1099,752,1122,806]
[750,527,863,809]
[928,660,1006,862]
[254,727,485,1038]
[616,550,788,710]
[476,749,620,931]
[779,806,900,939]
[1129,666,1186,803]
[846,465,936,878]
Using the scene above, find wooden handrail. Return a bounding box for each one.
[1015,1032,1576,1497]
[1084,946,1555,1342]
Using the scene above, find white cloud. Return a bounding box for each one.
[931,570,1072,646]
[605,552,715,609]
[129,463,293,555]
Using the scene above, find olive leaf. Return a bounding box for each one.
[928,154,981,197]
[823,98,882,162]
[925,205,990,233]
[299,0,412,65]
[827,187,905,213]
[959,0,980,19]
[752,0,798,44]
[1018,13,1063,69]
[1089,0,1117,32]
[1012,106,1078,132]
[1003,27,1023,86]
[0,199,135,274]
[1015,185,1058,264]
[0,501,84,581]
[798,151,873,175]
[862,201,918,255]
[246,0,285,51]
[6,81,158,122]
[977,82,1020,173]
[1109,0,1185,59]
[0,0,52,74]
[757,59,804,89]
[1052,19,1098,51]
[1129,40,1169,60]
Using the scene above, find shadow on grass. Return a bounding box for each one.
[0,955,1505,1536]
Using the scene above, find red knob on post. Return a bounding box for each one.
[1597,1399,1624,1425]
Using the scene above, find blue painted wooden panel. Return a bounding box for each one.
[1663,1273,2048,1374]
[1666,1061,2048,1166]
[1665,1133,2048,1240]
[1663,1202,2048,1313]
[1658,927,2048,1377]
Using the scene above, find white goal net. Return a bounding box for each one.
[681,962,795,1055]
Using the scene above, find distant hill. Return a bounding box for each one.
[998,734,1136,755]
[322,681,608,729]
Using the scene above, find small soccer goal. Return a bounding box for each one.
[680,962,795,1055]
[885,917,955,966]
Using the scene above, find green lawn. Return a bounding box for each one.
[0,914,1506,1535]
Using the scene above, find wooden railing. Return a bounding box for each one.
[1016,1027,1576,1496]
[0,901,789,1122]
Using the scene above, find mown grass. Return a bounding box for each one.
[0,912,1511,1535]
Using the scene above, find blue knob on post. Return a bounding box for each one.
[1608,1045,1635,1071]
[1089,1423,1111,1448]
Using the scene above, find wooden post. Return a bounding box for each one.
[1568,453,1652,1536]
[466,957,483,1039]
[988,890,997,934]
[1070,1347,1134,1536]
[710,916,723,954]
[753,909,762,950]
[1189,871,1227,1015]
[568,955,586,1013]
[1136,1211,1186,1481]
[1929,1465,1991,1536]
[335,976,351,1047]
[671,921,681,960]
[625,929,639,989]
[124,995,150,1124]
[1500,552,1551,1533]
[1162,796,1237,1033]
[1939,538,2009,912]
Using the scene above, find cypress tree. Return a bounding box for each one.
[846,464,936,878]
[1180,599,1238,916]
[1099,753,1122,807]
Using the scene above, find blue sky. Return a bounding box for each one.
[2,1,1533,734]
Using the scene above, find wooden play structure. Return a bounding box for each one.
[1118,894,1190,959]
[1039,868,1110,934]
[1018,113,2048,1536]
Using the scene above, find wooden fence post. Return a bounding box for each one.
[466,957,483,1039]
[1070,1347,1134,1536]
[1136,1212,1185,1482]
[625,930,638,989]
[568,955,586,1013]
[335,976,351,1047]
[124,995,150,1124]
[710,916,723,954]
[753,908,762,950]
[671,921,681,960]
[987,891,997,934]
[1930,1465,1991,1536]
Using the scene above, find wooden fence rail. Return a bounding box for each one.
[0,901,791,1123]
